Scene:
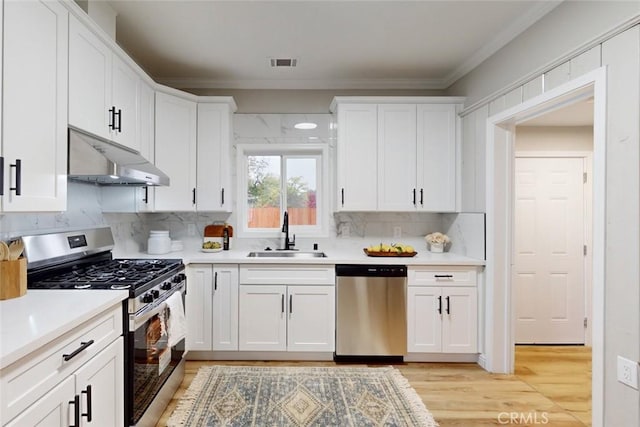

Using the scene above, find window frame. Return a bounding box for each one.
[237,143,329,238]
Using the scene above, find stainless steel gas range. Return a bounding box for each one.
[23,227,186,427]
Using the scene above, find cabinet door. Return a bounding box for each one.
[442,287,478,353]
[186,265,213,351]
[2,0,68,212]
[407,287,442,352]
[336,104,377,211]
[377,104,417,211]
[68,14,111,139]
[154,92,197,211]
[197,104,232,211]
[111,56,139,151]
[239,285,287,351]
[212,266,239,350]
[136,82,156,212]
[417,104,457,211]
[5,375,74,427]
[287,286,335,352]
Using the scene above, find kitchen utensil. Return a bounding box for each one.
[8,240,24,260]
[0,241,9,261]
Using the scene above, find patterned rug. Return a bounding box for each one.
[167,365,438,426]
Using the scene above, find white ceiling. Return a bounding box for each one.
[107,0,561,90]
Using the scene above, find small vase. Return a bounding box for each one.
[430,243,444,253]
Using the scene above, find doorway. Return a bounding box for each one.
[484,67,606,425]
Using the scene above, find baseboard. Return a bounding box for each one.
[186,351,334,361]
[477,353,488,370]
[403,353,479,363]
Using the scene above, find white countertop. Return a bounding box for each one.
[115,247,485,266]
[0,290,128,369]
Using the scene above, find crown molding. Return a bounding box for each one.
[155,77,448,91]
[442,1,563,88]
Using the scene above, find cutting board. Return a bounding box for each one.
[204,224,233,237]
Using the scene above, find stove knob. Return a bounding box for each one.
[161,282,172,291]
[172,274,184,283]
[142,293,154,303]
[151,290,160,298]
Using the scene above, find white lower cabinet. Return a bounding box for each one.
[238,284,335,352]
[407,267,478,354]
[186,264,239,351]
[1,306,124,426]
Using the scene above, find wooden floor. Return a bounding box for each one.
[157,346,591,426]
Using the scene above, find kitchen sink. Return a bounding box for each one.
[246,251,327,258]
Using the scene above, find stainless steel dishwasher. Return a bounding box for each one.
[335,264,407,360]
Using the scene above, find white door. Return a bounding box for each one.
[238,285,287,351]
[110,56,139,151]
[514,157,585,343]
[287,286,335,352]
[5,376,74,427]
[377,104,417,211]
[212,266,239,351]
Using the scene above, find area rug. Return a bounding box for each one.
[167,365,438,426]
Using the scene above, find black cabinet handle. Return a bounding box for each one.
[420,188,424,206]
[142,186,149,204]
[281,294,285,314]
[214,272,218,291]
[81,385,92,422]
[192,188,196,205]
[10,159,21,195]
[434,274,453,279]
[108,106,116,130]
[62,340,94,362]
[289,294,293,314]
[412,188,416,205]
[446,296,450,314]
[115,108,122,132]
[341,188,345,206]
[221,188,225,205]
[437,295,442,314]
[0,156,4,196]
[69,394,80,427]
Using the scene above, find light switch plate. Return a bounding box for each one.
[393,226,402,239]
[617,356,639,389]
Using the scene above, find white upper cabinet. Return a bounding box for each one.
[154,91,198,211]
[378,104,417,211]
[417,104,458,212]
[196,102,235,212]
[1,0,68,212]
[69,14,138,151]
[332,97,463,213]
[335,103,378,211]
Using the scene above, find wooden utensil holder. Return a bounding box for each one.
[0,257,27,300]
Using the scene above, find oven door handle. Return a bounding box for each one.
[130,286,184,331]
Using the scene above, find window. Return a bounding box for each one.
[238,144,328,237]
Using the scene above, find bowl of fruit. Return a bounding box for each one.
[202,239,223,253]
[364,243,417,257]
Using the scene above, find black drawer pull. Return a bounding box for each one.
[214,272,218,290]
[420,188,424,206]
[341,188,345,206]
[446,296,451,314]
[63,340,94,362]
[192,188,196,205]
[412,188,416,205]
[81,385,92,422]
[10,159,21,195]
[434,274,454,279]
[289,294,293,314]
[69,394,80,427]
[281,294,285,314]
[115,108,122,132]
[437,295,442,314]
[108,106,116,130]
[221,188,225,205]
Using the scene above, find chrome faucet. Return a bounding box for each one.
[282,211,296,250]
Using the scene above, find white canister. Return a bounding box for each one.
[148,230,171,255]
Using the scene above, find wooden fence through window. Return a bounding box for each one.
[248,207,316,228]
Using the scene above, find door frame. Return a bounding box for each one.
[484,67,606,426]
[513,152,593,346]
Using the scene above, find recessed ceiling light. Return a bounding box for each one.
[294,122,317,130]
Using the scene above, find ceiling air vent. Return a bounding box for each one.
[270,58,297,67]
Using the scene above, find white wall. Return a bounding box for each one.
[450,1,639,424]
[515,126,593,151]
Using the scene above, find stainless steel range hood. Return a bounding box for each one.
[67,127,170,186]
